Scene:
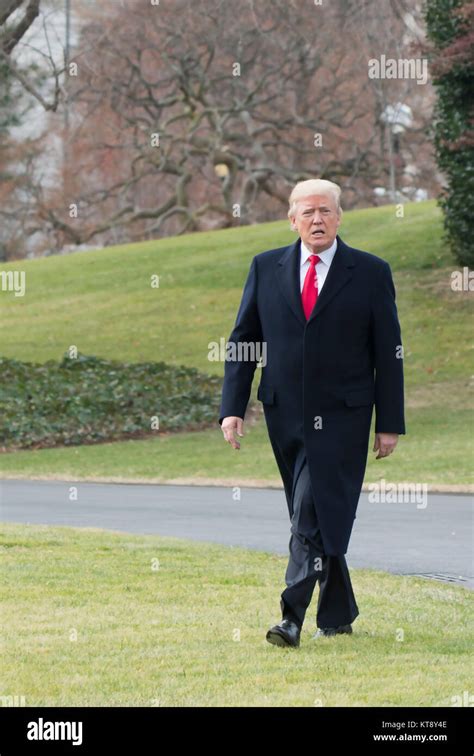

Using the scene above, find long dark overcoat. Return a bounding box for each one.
[218,234,405,555]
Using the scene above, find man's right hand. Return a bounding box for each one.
[221,416,244,450]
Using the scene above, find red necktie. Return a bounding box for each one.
[301,254,321,319]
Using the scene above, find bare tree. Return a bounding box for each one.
[351,0,436,203]
[0,0,63,111]
[7,0,440,254]
[0,0,40,53]
[34,0,392,247]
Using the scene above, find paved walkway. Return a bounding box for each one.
[1,480,472,588]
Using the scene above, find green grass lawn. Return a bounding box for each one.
[0,403,472,487]
[2,522,472,707]
[0,200,459,371]
[1,200,473,486]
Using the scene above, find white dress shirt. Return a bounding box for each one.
[299,237,338,293]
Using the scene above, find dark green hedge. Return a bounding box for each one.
[0,353,223,450]
[425,0,474,267]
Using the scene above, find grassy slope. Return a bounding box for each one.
[1,200,473,485]
[0,200,457,370]
[2,522,472,707]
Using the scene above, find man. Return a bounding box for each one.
[218,179,405,648]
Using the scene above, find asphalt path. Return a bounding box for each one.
[1,480,472,588]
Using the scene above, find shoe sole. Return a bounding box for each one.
[266,630,299,648]
[313,627,353,639]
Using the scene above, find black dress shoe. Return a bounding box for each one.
[312,624,352,638]
[266,618,301,648]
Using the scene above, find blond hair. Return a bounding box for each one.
[288,179,342,218]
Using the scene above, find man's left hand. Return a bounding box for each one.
[373,432,399,459]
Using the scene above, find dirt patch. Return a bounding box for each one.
[1,473,471,493]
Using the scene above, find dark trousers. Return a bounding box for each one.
[280,450,359,630]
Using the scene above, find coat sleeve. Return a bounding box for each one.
[218,256,263,425]
[371,261,406,434]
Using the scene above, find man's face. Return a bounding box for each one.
[290,194,341,252]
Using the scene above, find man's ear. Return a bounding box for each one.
[289,216,297,231]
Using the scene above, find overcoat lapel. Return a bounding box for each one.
[275,238,306,327]
[275,235,355,325]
